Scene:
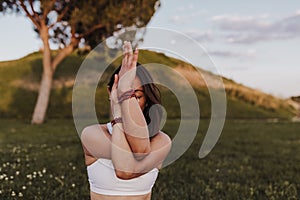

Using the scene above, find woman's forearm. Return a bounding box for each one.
[111,123,143,177]
[120,97,150,156]
[111,123,171,179]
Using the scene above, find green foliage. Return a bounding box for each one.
[0,119,300,199]
[0,50,295,120]
[0,52,85,119]
[0,0,160,48]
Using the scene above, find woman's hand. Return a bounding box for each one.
[117,41,139,94]
[110,74,121,118]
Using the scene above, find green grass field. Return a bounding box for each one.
[0,49,298,199]
[0,119,299,199]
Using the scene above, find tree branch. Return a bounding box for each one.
[51,37,79,71]
[29,0,39,20]
[49,5,69,29]
[77,24,104,38]
[42,0,56,21]
[56,5,69,22]
[19,0,41,30]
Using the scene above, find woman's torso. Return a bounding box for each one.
[85,123,158,200]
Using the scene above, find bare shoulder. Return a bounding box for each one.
[81,123,111,165]
[80,124,108,138]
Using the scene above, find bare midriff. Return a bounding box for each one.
[90,191,151,200]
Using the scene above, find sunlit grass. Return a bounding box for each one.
[0,119,300,199]
[0,119,89,199]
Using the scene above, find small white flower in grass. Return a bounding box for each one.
[10,176,14,180]
[5,177,8,181]
[72,166,76,170]
[3,163,6,168]
[42,168,46,174]
[18,192,23,197]
[28,181,32,185]
[0,190,2,194]
[16,171,20,176]
[49,174,53,178]
[71,183,76,188]
[26,174,32,180]
[11,191,16,197]
[22,186,27,190]
[61,175,64,179]
[33,171,37,175]
[16,158,21,163]
[0,175,4,180]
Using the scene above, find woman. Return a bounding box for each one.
[81,41,172,200]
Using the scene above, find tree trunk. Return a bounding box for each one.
[31,25,53,124]
[31,27,78,124]
[31,68,53,124]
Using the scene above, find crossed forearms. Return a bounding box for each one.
[119,97,151,156]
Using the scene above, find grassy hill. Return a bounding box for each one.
[0,50,296,120]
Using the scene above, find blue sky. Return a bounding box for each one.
[0,0,299,98]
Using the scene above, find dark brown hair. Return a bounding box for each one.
[107,63,162,137]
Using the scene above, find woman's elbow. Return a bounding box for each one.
[131,144,151,160]
[80,126,92,141]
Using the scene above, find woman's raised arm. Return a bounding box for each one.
[113,41,151,159]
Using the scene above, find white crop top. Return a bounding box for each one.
[86,123,159,196]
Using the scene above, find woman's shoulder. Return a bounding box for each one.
[81,123,109,140]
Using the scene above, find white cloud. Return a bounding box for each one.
[207,49,256,58]
[184,30,214,42]
[170,10,208,24]
[211,10,300,44]
[245,49,256,57]
[175,4,199,12]
[212,14,272,31]
[176,7,185,12]
[188,3,194,10]
[170,15,188,24]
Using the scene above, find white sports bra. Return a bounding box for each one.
[86,123,159,196]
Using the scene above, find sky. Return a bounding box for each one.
[0,0,299,98]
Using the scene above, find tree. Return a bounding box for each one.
[0,0,160,124]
